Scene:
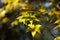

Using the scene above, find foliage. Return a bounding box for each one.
[0,0,60,40]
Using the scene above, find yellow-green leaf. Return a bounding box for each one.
[54,36,60,40]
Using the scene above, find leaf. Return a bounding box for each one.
[53,25,60,30]
[39,7,46,13]
[28,20,35,29]
[54,36,60,40]
[11,20,18,26]
[31,30,36,37]
[13,0,19,8]
[2,0,16,4]
[5,4,13,12]
[20,3,28,10]
[2,17,9,23]
[54,19,60,24]
[16,16,26,24]
[57,5,60,9]
[31,24,41,37]
[53,19,60,29]
[0,10,6,18]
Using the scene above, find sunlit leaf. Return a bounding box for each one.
[0,10,6,18]
[2,0,17,4]
[54,36,60,40]
[53,25,60,30]
[20,3,28,10]
[39,7,46,13]
[11,20,18,26]
[54,19,60,24]
[5,4,13,12]
[2,17,9,23]
[28,20,35,29]
[31,24,41,37]
[57,5,60,9]
[13,0,20,9]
